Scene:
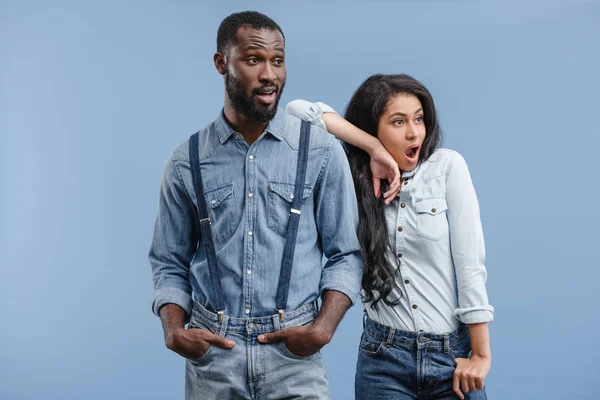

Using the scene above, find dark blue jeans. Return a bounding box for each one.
[355,317,487,400]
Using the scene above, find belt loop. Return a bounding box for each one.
[443,333,450,354]
[272,314,281,332]
[218,315,229,338]
[386,327,396,346]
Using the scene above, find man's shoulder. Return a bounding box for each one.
[282,113,336,151]
[170,120,220,162]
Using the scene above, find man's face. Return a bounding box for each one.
[223,26,286,123]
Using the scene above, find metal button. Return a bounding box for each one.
[431,208,436,213]
[245,309,250,314]
[397,226,403,232]
[248,231,253,236]
[290,194,294,199]
[249,155,255,160]
[211,199,217,205]
[404,279,409,284]
[397,253,402,258]
[401,202,406,208]
[412,304,418,309]
[247,269,252,275]
[248,193,253,198]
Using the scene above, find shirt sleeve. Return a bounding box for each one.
[445,151,495,324]
[314,137,363,305]
[285,99,338,132]
[148,150,198,317]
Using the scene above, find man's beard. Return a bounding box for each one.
[225,72,285,123]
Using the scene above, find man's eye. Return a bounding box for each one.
[273,59,284,65]
[248,57,259,65]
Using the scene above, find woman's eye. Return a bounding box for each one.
[393,120,404,126]
[415,116,424,123]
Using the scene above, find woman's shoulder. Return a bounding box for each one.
[423,148,464,167]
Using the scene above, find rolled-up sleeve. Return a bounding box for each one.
[446,152,494,324]
[148,151,198,317]
[285,99,337,132]
[314,137,363,304]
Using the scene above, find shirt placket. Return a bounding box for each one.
[241,137,258,317]
[396,176,424,332]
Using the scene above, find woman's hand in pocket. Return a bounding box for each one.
[452,354,491,399]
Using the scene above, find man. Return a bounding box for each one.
[149,11,363,399]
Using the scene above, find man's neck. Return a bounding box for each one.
[223,103,268,146]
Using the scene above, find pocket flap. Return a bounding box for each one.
[415,198,448,215]
[268,182,312,203]
[204,184,234,208]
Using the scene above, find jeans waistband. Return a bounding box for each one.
[364,316,469,350]
[190,301,318,337]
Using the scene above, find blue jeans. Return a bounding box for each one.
[185,301,329,400]
[355,317,487,400]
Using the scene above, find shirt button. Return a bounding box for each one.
[397,253,402,258]
[401,202,406,208]
[248,231,253,236]
[211,199,217,205]
[248,193,253,198]
[412,304,418,309]
[431,208,436,213]
[245,309,250,314]
[247,269,252,275]
[397,226,403,232]
[404,279,409,284]
[249,155,255,160]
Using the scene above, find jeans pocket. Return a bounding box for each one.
[449,334,472,367]
[277,318,318,359]
[186,317,218,365]
[358,331,384,357]
[267,181,312,237]
[415,197,449,241]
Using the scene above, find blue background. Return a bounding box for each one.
[1,1,599,399]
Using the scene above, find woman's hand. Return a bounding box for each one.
[453,354,491,399]
[370,144,400,204]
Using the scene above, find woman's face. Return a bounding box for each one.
[377,93,426,172]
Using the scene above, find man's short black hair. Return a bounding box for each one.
[217,11,285,53]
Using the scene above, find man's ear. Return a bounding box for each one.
[214,52,227,76]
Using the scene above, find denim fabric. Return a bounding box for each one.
[149,108,362,319]
[355,317,487,400]
[184,301,329,400]
[286,99,494,334]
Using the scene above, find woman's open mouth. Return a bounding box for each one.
[404,144,420,163]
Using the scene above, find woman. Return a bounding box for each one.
[286,74,493,400]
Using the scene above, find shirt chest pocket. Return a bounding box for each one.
[203,183,239,244]
[267,181,312,238]
[415,197,449,241]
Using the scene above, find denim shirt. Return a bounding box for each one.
[149,108,363,319]
[286,100,494,334]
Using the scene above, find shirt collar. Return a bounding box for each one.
[214,108,287,144]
